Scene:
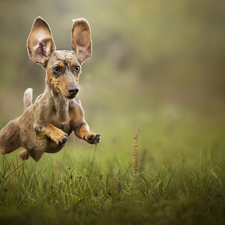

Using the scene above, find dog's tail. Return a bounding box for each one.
[23,88,33,111]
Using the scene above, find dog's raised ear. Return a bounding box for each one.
[72,18,92,64]
[27,17,56,67]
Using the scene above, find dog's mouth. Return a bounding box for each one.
[65,94,77,99]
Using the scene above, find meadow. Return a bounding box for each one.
[0,1,225,224]
[0,102,225,225]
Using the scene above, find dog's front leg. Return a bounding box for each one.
[75,123,100,145]
[34,122,68,145]
[71,99,100,145]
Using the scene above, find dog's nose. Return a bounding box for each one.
[68,86,79,96]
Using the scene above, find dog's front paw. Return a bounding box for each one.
[51,131,68,145]
[83,133,101,145]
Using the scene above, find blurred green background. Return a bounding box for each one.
[0,0,225,163]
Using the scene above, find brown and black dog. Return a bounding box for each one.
[0,17,100,162]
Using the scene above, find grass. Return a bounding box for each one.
[0,109,225,225]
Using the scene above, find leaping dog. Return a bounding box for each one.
[0,17,100,162]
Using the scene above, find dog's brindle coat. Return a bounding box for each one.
[0,17,100,162]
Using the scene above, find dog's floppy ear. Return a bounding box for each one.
[72,18,92,64]
[27,17,56,67]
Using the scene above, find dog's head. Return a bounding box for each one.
[27,17,92,99]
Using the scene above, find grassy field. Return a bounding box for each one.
[0,2,225,224]
[0,105,225,225]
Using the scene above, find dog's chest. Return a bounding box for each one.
[48,107,70,132]
[57,120,70,132]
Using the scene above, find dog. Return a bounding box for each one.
[0,17,100,162]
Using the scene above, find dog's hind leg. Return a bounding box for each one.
[0,119,21,154]
[29,150,44,162]
[0,89,31,156]
[19,149,30,160]
[23,88,33,111]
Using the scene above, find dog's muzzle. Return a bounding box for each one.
[67,86,79,98]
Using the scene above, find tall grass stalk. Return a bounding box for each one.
[133,122,140,175]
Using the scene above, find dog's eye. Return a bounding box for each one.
[53,67,60,73]
[75,66,80,72]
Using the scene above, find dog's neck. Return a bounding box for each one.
[44,79,69,122]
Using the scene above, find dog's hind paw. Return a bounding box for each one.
[83,133,101,145]
[19,149,30,160]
